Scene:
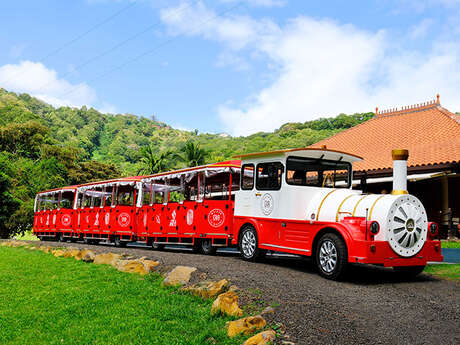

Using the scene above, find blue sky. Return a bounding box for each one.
[1,0,459,135]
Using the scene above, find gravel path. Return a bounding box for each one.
[18,240,460,345]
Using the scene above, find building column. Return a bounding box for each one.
[441,175,452,238]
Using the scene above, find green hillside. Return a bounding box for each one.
[0,88,373,237]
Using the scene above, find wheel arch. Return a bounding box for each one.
[311,225,351,259]
[237,219,261,245]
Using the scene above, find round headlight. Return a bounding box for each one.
[370,221,380,235]
[429,222,438,235]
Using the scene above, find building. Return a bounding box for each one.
[310,95,460,238]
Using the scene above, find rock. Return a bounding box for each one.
[52,249,66,257]
[93,253,121,266]
[228,285,239,293]
[261,306,275,315]
[227,315,266,337]
[81,250,96,262]
[211,291,243,317]
[67,249,82,259]
[40,246,51,254]
[162,266,197,286]
[184,279,229,299]
[281,341,295,345]
[139,258,160,273]
[243,330,276,345]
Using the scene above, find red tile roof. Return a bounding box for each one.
[310,98,460,173]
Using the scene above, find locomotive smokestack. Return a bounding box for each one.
[391,149,409,195]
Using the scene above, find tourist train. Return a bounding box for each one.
[33,147,443,280]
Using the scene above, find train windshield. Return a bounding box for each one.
[286,156,351,188]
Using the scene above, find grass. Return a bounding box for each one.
[13,230,39,241]
[425,264,460,281]
[441,241,460,249]
[0,246,244,345]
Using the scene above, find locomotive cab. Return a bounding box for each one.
[232,147,443,280]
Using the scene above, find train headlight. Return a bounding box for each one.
[369,221,380,235]
[428,222,438,238]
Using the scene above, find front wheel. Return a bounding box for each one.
[58,233,65,242]
[393,265,425,278]
[315,233,348,280]
[151,242,165,251]
[239,225,264,261]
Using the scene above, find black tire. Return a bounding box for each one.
[114,236,126,247]
[58,233,65,242]
[199,239,217,255]
[315,233,348,281]
[393,265,425,278]
[238,225,264,261]
[151,242,165,251]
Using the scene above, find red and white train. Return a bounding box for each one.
[33,147,443,280]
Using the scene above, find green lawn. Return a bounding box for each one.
[441,241,460,249]
[0,247,243,345]
[425,264,460,281]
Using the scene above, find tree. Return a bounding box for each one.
[0,166,20,238]
[177,141,207,167]
[137,145,169,175]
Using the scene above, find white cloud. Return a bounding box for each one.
[219,0,286,7]
[0,60,97,108]
[408,18,433,39]
[161,2,460,136]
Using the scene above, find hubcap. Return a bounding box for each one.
[319,240,337,273]
[241,230,256,257]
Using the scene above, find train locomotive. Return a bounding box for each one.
[33,147,443,280]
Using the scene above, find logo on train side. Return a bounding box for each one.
[46,214,49,226]
[52,214,56,225]
[61,214,71,227]
[186,209,194,226]
[155,215,161,224]
[105,212,110,225]
[169,210,177,227]
[118,212,131,227]
[208,208,225,228]
[261,193,274,215]
[143,213,147,227]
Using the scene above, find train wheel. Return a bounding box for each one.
[114,236,127,248]
[315,233,348,281]
[238,225,262,261]
[58,233,65,243]
[199,239,217,255]
[393,265,425,278]
[151,242,165,251]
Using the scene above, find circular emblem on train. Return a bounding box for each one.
[61,214,71,227]
[186,209,194,226]
[118,212,131,227]
[208,208,225,228]
[105,212,110,225]
[261,193,274,215]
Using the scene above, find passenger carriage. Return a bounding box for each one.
[33,147,443,280]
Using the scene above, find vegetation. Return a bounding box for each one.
[0,246,244,345]
[441,241,460,249]
[425,264,460,281]
[0,87,374,237]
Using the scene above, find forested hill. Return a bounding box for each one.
[0,87,373,237]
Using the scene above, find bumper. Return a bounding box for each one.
[349,240,443,267]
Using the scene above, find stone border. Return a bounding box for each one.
[1,240,287,345]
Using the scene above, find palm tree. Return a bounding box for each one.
[177,141,207,167]
[137,145,169,175]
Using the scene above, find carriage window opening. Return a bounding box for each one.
[60,191,74,209]
[117,187,134,206]
[83,193,92,208]
[241,164,255,190]
[256,162,283,191]
[50,193,59,209]
[154,191,164,204]
[76,193,83,209]
[286,156,351,188]
[93,189,103,208]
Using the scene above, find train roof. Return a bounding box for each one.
[233,147,363,162]
[141,160,241,182]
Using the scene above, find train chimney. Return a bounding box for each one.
[391,149,409,195]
